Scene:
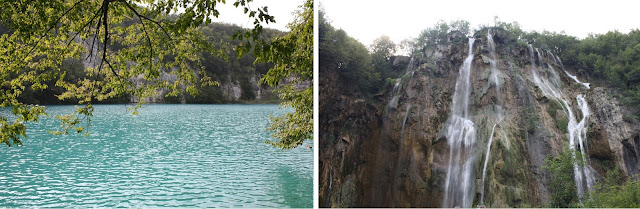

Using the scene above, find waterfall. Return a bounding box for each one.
[479,30,504,205]
[488,29,497,70]
[548,49,558,65]
[401,105,412,134]
[480,117,502,204]
[564,70,591,89]
[388,58,415,207]
[535,49,562,88]
[488,29,502,99]
[576,95,597,189]
[556,54,566,69]
[388,58,415,110]
[528,45,596,197]
[443,38,476,208]
[326,165,333,207]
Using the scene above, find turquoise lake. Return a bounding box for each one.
[0,104,313,208]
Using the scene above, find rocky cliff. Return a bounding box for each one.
[82,49,278,104]
[320,28,640,207]
[127,71,278,104]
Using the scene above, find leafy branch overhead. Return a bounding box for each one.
[249,0,313,149]
[0,0,275,146]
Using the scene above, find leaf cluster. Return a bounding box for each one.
[542,145,581,208]
[0,0,275,146]
[319,10,380,94]
[252,0,312,149]
[582,168,640,208]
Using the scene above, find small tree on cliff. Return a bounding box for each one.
[370,35,398,89]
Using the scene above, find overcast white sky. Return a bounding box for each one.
[209,0,304,31]
[320,0,640,48]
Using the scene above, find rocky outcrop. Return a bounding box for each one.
[320,28,640,207]
[588,87,640,178]
[128,72,276,104]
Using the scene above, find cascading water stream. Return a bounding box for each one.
[548,49,558,65]
[326,165,333,207]
[388,58,414,110]
[479,30,505,204]
[528,45,596,197]
[395,58,415,135]
[443,38,476,208]
[388,58,415,207]
[480,117,502,204]
[564,70,591,89]
[401,105,412,134]
[575,95,596,189]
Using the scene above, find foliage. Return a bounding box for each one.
[410,20,470,57]
[319,9,379,94]
[543,145,581,208]
[370,35,402,89]
[253,0,312,149]
[0,0,275,146]
[582,168,640,208]
[474,17,640,113]
[564,30,640,112]
[370,35,397,60]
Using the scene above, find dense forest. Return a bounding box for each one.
[0,22,282,105]
[320,9,640,207]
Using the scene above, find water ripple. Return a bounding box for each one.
[0,104,312,208]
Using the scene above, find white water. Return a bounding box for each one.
[487,29,502,97]
[480,117,502,204]
[443,38,476,208]
[564,70,591,89]
[575,95,597,190]
[401,105,412,134]
[326,165,333,207]
[388,58,416,207]
[396,58,415,134]
[480,30,504,204]
[548,49,558,65]
[528,45,596,197]
[388,58,415,109]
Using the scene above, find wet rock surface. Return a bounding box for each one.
[320,28,640,207]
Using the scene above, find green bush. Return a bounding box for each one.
[385,78,397,89]
[543,145,581,208]
[582,169,640,208]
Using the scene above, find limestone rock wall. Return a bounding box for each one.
[320,28,640,207]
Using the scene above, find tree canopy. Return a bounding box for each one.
[255,0,313,149]
[319,10,379,94]
[0,0,307,147]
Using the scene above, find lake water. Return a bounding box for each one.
[0,104,312,208]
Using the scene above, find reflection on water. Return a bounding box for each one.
[0,104,312,208]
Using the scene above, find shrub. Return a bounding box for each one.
[583,168,640,208]
[543,145,581,207]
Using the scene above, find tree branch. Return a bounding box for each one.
[88,5,104,61]
[18,0,86,64]
[65,6,103,50]
[126,2,154,70]
[119,0,173,40]
[99,0,122,79]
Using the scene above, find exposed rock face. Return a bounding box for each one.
[127,72,275,103]
[80,37,276,104]
[320,28,640,207]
